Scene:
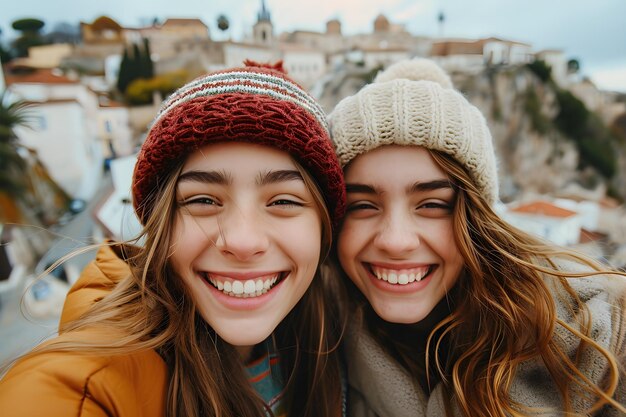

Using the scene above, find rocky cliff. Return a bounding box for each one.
[317,63,626,204]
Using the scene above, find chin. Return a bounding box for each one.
[372,302,428,325]
[215,323,277,347]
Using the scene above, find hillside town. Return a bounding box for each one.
[1,0,626,361]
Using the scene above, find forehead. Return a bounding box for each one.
[344,145,446,182]
[182,142,297,172]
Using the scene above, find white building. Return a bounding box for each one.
[503,200,583,246]
[552,198,600,231]
[5,68,131,200]
[281,46,326,89]
[221,41,278,69]
[431,37,532,73]
[97,97,135,158]
[95,155,142,241]
[535,49,568,87]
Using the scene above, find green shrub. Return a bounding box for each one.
[524,87,550,134]
[526,60,552,83]
[126,70,189,105]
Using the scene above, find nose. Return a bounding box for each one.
[215,208,270,261]
[373,210,420,257]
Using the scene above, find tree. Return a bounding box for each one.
[0,93,31,222]
[140,38,154,79]
[116,40,154,95]
[11,18,44,33]
[117,48,132,94]
[11,18,46,57]
[526,59,552,83]
[217,14,230,39]
[567,58,580,74]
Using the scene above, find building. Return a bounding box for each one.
[431,37,532,72]
[503,200,583,246]
[4,68,132,200]
[535,49,568,87]
[253,0,274,45]
[160,18,210,40]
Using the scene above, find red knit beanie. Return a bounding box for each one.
[132,60,345,228]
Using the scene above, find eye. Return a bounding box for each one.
[346,201,377,212]
[178,195,221,216]
[345,200,379,219]
[180,196,218,206]
[269,198,304,208]
[415,200,453,217]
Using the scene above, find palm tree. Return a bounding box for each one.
[0,92,31,223]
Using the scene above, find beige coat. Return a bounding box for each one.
[345,273,626,416]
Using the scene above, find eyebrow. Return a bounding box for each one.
[345,179,453,195]
[177,170,231,185]
[176,169,303,186]
[256,169,303,186]
[408,179,454,194]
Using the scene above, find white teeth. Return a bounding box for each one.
[206,274,281,297]
[232,281,244,295]
[371,266,430,285]
[243,280,255,294]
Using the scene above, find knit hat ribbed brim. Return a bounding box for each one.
[132,61,346,226]
[329,58,498,205]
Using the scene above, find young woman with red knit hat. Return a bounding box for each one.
[0,61,346,417]
[329,58,626,417]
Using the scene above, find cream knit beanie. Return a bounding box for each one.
[329,58,499,205]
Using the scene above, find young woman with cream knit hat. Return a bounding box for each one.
[329,58,626,417]
[0,61,346,417]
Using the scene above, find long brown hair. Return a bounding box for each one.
[356,149,625,416]
[14,157,344,417]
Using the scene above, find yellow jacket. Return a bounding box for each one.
[0,244,168,417]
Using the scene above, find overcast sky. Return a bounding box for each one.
[2,0,625,92]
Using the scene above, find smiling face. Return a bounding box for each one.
[338,145,464,324]
[169,142,323,352]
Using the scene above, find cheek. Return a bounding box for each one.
[278,216,322,264]
[337,222,361,269]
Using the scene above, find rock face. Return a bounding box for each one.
[317,63,626,203]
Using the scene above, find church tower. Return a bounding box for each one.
[253,0,274,45]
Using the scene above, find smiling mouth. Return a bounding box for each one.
[368,264,434,285]
[200,272,286,298]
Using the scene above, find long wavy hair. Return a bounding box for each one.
[14,157,344,417]
[349,149,626,417]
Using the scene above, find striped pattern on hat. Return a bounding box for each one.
[154,69,329,134]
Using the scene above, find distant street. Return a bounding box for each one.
[0,172,111,365]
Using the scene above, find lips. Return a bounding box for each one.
[368,264,434,285]
[200,272,285,298]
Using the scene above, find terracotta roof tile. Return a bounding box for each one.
[4,68,77,85]
[510,201,578,218]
